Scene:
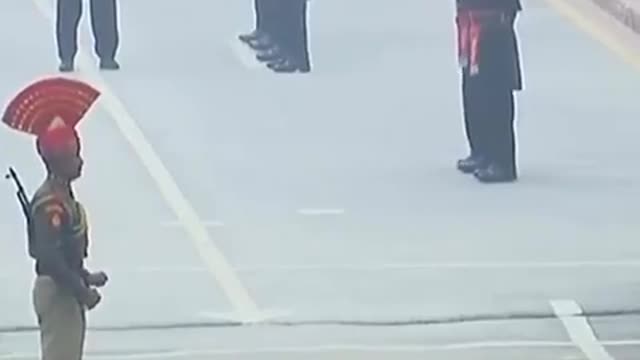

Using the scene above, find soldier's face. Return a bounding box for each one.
[64,141,84,180]
[64,153,84,181]
[51,140,83,181]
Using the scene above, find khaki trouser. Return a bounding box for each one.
[33,276,86,360]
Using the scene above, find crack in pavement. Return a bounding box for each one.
[1,307,640,333]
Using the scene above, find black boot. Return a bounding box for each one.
[100,58,120,70]
[473,163,517,183]
[256,46,282,62]
[456,155,485,174]
[248,34,274,51]
[238,30,261,43]
[58,59,74,72]
[267,58,309,73]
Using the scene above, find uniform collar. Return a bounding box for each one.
[47,174,73,198]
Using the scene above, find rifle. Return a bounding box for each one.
[5,167,31,223]
[5,167,36,257]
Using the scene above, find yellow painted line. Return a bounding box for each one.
[545,0,640,72]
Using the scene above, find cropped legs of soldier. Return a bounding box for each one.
[243,0,310,73]
[460,74,517,182]
[238,0,277,51]
[265,0,311,73]
[33,276,86,360]
[455,2,522,183]
[252,0,286,63]
[56,0,120,72]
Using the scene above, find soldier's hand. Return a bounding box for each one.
[84,288,102,310]
[87,271,108,287]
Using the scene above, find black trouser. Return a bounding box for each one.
[462,72,516,174]
[276,0,310,68]
[254,0,266,32]
[56,0,119,61]
[255,0,281,35]
[257,0,309,68]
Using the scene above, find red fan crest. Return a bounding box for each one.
[2,77,101,136]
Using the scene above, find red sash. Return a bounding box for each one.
[456,9,510,75]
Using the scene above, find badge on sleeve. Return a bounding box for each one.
[44,204,64,229]
[50,213,62,228]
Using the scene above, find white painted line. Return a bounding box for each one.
[0,341,577,360]
[230,260,640,272]
[32,0,262,323]
[297,208,345,215]
[551,299,616,360]
[200,309,292,323]
[6,259,640,281]
[106,266,206,274]
[160,220,224,228]
[605,340,640,346]
[552,300,584,317]
[2,339,640,358]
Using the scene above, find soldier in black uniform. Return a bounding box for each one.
[455,0,523,183]
[57,0,121,72]
[239,0,311,73]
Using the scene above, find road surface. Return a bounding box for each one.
[1,0,639,358]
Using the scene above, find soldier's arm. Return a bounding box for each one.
[31,202,90,303]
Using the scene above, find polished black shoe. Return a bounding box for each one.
[238,30,261,43]
[473,163,517,183]
[100,58,120,70]
[247,34,274,51]
[456,156,484,174]
[267,58,309,73]
[58,60,74,72]
[256,47,282,62]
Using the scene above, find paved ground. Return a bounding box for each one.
[1,0,640,358]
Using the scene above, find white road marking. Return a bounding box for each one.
[551,299,616,360]
[297,208,345,215]
[5,259,640,281]
[5,340,640,359]
[0,341,580,360]
[160,220,225,228]
[32,0,263,323]
[199,309,292,323]
[124,260,640,273]
[229,260,640,271]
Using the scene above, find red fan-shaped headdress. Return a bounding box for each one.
[2,77,101,157]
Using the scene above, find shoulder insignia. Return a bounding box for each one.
[44,203,65,215]
[50,213,62,228]
[32,194,68,231]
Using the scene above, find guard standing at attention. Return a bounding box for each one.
[455,0,523,183]
[239,0,311,73]
[56,0,121,72]
[2,78,108,360]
